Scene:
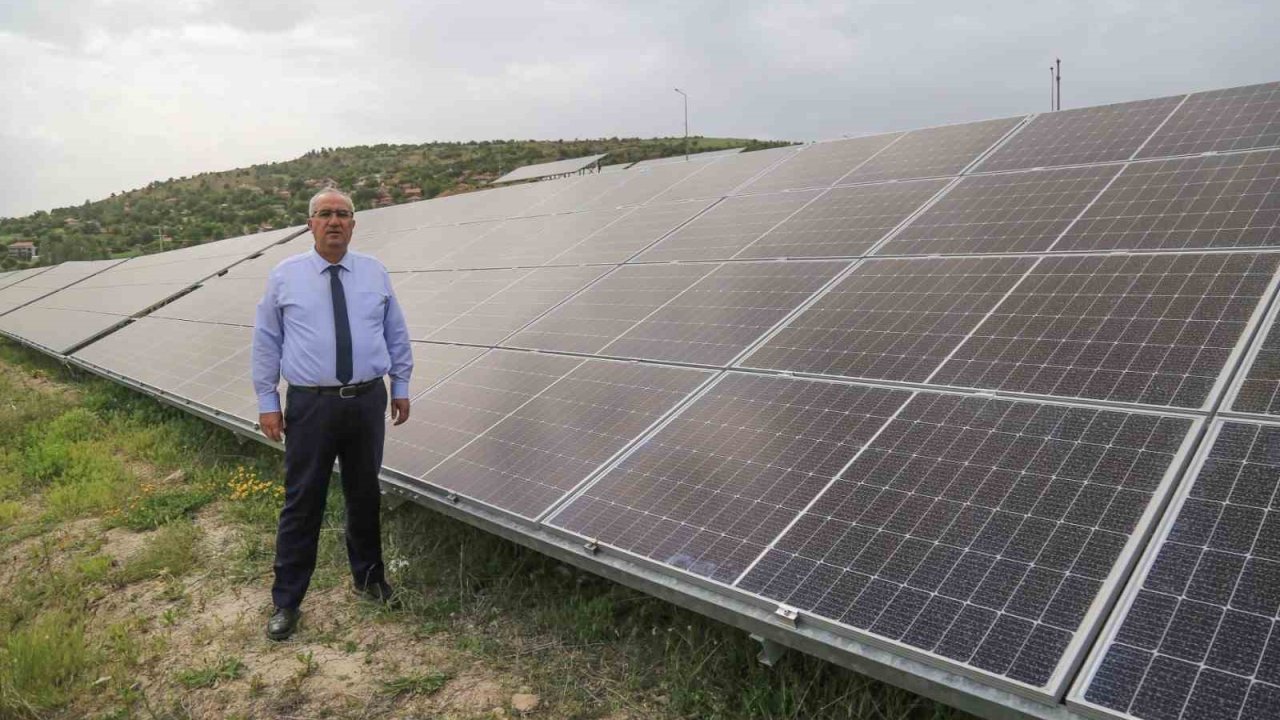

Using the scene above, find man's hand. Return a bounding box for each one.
[390,398,410,426]
[260,411,286,442]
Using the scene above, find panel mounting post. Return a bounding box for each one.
[750,633,788,667]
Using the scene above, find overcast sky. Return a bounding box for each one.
[2,0,1276,218]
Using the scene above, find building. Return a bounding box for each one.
[7,241,37,261]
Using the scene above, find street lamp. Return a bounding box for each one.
[674,88,688,161]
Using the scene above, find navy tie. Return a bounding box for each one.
[327,266,353,384]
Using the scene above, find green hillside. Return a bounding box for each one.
[0,136,788,268]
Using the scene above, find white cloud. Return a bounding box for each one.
[2,0,1278,217]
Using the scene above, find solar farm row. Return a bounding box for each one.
[2,80,1279,720]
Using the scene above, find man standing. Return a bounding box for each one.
[252,187,413,641]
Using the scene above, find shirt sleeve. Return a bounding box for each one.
[382,269,414,400]
[252,270,285,413]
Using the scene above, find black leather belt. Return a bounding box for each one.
[289,378,381,399]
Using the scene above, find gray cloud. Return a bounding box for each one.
[2,0,1277,217]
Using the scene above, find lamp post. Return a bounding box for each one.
[674,88,688,161]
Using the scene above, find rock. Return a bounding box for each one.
[511,693,540,713]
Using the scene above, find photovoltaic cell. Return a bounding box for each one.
[583,162,708,210]
[406,342,487,400]
[1053,150,1280,252]
[393,265,609,345]
[636,191,822,263]
[741,256,1035,383]
[151,276,263,326]
[648,146,799,203]
[0,259,124,316]
[598,261,848,365]
[420,359,712,519]
[740,133,903,194]
[1137,81,1280,159]
[434,209,627,269]
[547,201,715,265]
[382,350,583,480]
[506,264,715,355]
[73,316,261,422]
[738,179,948,259]
[549,373,912,583]
[0,307,129,354]
[931,252,1280,409]
[528,171,651,215]
[842,116,1025,184]
[739,392,1194,697]
[878,166,1121,256]
[1232,308,1280,416]
[1076,420,1280,720]
[372,223,500,272]
[976,96,1184,173]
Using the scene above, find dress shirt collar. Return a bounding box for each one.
[307,247,354,274]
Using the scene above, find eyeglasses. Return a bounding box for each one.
[312,209,354,220]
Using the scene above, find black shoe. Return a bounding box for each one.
[355,581,401,608]
[267,607,300,641]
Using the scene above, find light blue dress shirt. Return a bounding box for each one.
[252,248,413,414]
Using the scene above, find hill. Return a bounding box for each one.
[0,136,788,268]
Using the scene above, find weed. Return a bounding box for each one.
[380,671,452,698]
[174,656,245,689]
[0,499,21,528]
[294,650,318,679]
[0,610,93,715]
[114,521,201,585]
[112,486,213,531]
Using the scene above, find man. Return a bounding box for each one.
[252,187,413,641]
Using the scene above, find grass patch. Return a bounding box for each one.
[0,610,93,716]
[174,656,245,689]
[0,499,21,528]
[380,671,452,698]
[114,520,201,585]
[113,486,214,531]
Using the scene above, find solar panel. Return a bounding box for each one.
[511,261,847,366]
[842,116,1025,184]
[372,223,500,272]
[548,373,913,583]
[0,266,52,292]
[546,201,715,265]
[429,209,628,270]
[1053,149,1280,252]
[1137,81,1280,159]
[506,264,716,354]
[647,146,800,204]
[527,171,650,215]
[416,359,713,519]
[1073,419,1280,720]
[930,252,1280,409]
[405,342,488,400]
[629,148,743,168]
[492,153,608,184]
[383,349,583,479]
[0,307,126,354]
[582,162,710,210]
[635,191,823,263]
[740,133,904,194]
[976,96,1184,173]
[72,316,260,422]
[741,256,1036,383]
[150,276,262,326]
[739,179,949,259]
[1231,299,1280,416]
[392,265,609,345]
[878,166,1121,256]
[0,259,124,316]
[738,392,1196,698]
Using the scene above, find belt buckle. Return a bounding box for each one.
[339,384,358,399]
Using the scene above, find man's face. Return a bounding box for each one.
[309,194,356,257]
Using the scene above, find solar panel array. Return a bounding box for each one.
[0,78,1269,719]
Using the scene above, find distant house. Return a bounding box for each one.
[8,241,37,261]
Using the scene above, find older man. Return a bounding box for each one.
[252,187,413,641]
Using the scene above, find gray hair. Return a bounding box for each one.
[308,187,355,216]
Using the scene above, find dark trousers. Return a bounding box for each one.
[272,381,387,610]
